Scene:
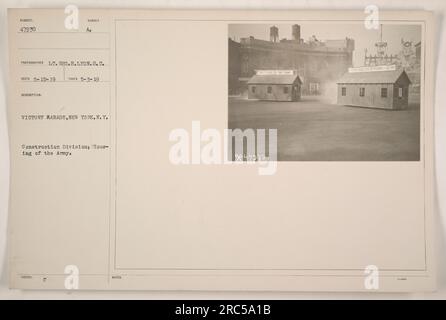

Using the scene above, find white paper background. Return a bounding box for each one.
[0,0,445,299]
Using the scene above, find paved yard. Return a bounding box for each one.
[228,97,420,161]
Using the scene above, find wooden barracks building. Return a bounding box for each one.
[247,70,302,101]
[336,67,411,110]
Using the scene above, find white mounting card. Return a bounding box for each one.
[7,9,436,291]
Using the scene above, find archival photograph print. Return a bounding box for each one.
[228,23,422,161]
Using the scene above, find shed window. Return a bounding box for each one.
[359,87,365,97]
[381,87,388,98]
[251,86,256,93]
[309,82,320,94]
[267,86,272,94]
[283,86,289,94]
[398,87,403,98]
[341,87,346,96]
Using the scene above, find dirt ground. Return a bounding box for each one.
[228,96,420,161]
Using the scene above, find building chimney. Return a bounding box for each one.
[292,24,301,42]
[270,25,279,43]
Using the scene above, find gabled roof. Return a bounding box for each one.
[337,69,411,84]
[248,73,302,85]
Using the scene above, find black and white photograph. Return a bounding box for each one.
[228,23,422,161]
[1,5,442,301]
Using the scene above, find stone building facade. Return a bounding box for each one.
[228,24,355,96]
